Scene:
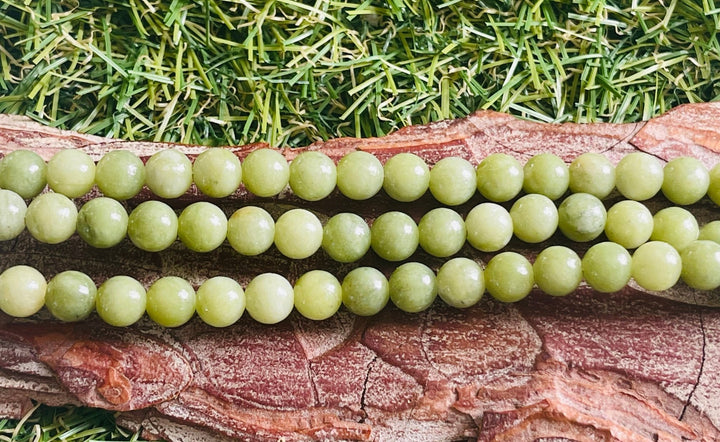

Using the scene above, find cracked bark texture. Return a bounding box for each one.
[0,103,719,441]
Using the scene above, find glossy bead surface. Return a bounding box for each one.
[383,153,430,202]
[0,265,46,317]
[127,201,178,252]
[661,156,709,205]
[568,152,615,199]
[557,193,607,242]
[145,149,193,198]
[245,273,294,324]
[242,148,289,197]
[274,209,323,259]
[192,148,242,198]
[226,206,275,256]
[47,149,96,198]
[45,270,97,322]
[389,262,437,313]
[680,240,720,290]
[533,246,582,296]
[289,151,337,201]
[436,257,484,308]
[429,157,476,206]
[293,270,342,321]
[96,275,147,327]
[650,207,698,252]
[76,197,128,248]
[95,150,146,200]
[581,242,632,293]
[0,189,27,241]
[510,194,558,243]
[0,150,47,198]
[699,221,720,244]
[476,153,523,202]
[146,276,196,327]
[370,211,419,261]
[196,276,245,327]
[631,241,681,291]
[604,200,653,249]
[25,192,78,244]
[178,202,228,252]
[418,208,466,257]
[341,267,389,316]
[708,163,720,206]
[523,153,569,200]
[336,151,384,200]
[615,152,663,201]
[484,252,534,302]
[465,203,513,252]
[322,213,371,263]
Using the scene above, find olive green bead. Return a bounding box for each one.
[47,149,96,198]
[604,200,653,249]
[341,267,389,316]
[127,201,178,252]
[45,270,97,322]
[196,276,245,328]
[242,148,290,197]
[476,153,523,202]
[429,157,476,206]
[523,153,569,200]
[145,149,193,198]
[581,242,632,293]
[615,152,663,201]
[226,206,275,256]
[631,241,681,291]
[76,197,129,248]
[484,252,534,303]
[661,156,709,205]
[294,270,342,321]
[0,189,27,241]
[436,258,484,308]
[568,152,615,199]
[96,276,147,327]
[289,151,337,201]
[95,150,146,200]
[383,153,430,202]
[25,192,78,244]
[322,213,371,263]
[274,209,323,259]
[680,240,720,290]
[192,148,242,198]
[336,151,384,200]
[650,207,698,252]
[389,262,437,313]
[370,211,419,261]
[146,276,196,327]
[557,193,607,242]
[699,221,720,244]
[465,203,513,252]
[0,150,47,199]
[418,208,466,257]
[510,194,558,243]
[533,246,582,296]
[177,202,228,253]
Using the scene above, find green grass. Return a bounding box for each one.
[1,0,719,148]
[1,0,720,440]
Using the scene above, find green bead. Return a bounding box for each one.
[631,241,681,291]
[699,221,720,244]
[242,148,289,197]
[436,257,484,308]
[533,246,582,296]
[45,270,97,322]
[370,211,419,261]
[341,267,389,316]
[289,151,337,201]
[25,192,78,244]
[76,197,129,248]
[47,149,96,198]
[0,150,47,198]
[196,276,245,327]
[708,163,720,206]
[484,252,534,302]
[0,189,27,241]
[510,194,558,243]
[0,265,46,318]
[294,270,342,321]
[383,153,430,202]
[581,242,632,293]
[245,273,294,324]
[418,207,466,257]
[650,207,698,252]
[680,240,720,290]
[389,262,437,313]
[661,157,709,205]
[177,202,228,252]
[322,213,371,263]
[274,209,323,259]
[476,153,523,202]
[146,276,196,327]
[336,151,384,200]
[615,152,663,201]
[145,149,193,198]
[127,201,178,252]
[465,202,513,252]
[192,148,242,198]
[429,157,476,206]
[604,200,653,249]
[557,193,607,242]
[96,275,147,327]
[95,150,146,200]
[568,152,615,199]
[523,153,569,200]
[226,206,275,256]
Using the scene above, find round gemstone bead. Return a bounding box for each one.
[615,152,663,201]
[341,267,389,316]
[177,202,228,253]
[196,276,245,327]
[0,150,47,199]
[557,193,607,242]
[680,240,720,290]
[418,207,466,257]
[465,202,513,252]
[242,148,289,197]
[245,273,294,324]
[145,149,193,198]
[293,270,342,321]
[45,270,97,322]
[370,211,419,261]
[0,189,27,241]
[661,156,709,205]
[604,200,653,249]
[25,192,78,244]
[510,194,558,243]
[699,221,720,244]
[322,213,371,263]
[436,257,484,308]
[336,151,384,200]
[484,252,534,302]
[568,152,615,199]
[383,153,430,202]
[476,153,523,202]
[0,265,46,318]
[533,246,582,296]
[650,206,699,252]
[146,276,196,327]
[192,148,242,198]
[389,262,437,313]
[95,150,146,200]
[631,241,681,291]
[47,149,96,198]
[523,153,569,200]
[76,197,129,248]
[96,275,147,327]
[289,151,337,201]
[226,206,275,256]
[127,200,178,252]
[429,156,476,206]
[274,209,323,259]
[581,241,632,293]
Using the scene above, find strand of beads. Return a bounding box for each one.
[3,147,720,208]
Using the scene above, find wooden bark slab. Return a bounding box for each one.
[0,103,719,441]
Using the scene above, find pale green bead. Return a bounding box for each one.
[581,242,632,293]
[615,152,663,201]
[274,209,323,259]
[383,153,430,202]
[25,192,78,244]
[605,200,653,249]
[196,276,245,327]
[661,157,709,205]
[245,273,294,324]
[47,149,96,198]
[465,203,513,252]
[436,257,484,308]
[145,149,193,198]
[510,194,558,243]
[95,150,146,200]
[523,153,569,200]
[680,240,720,290]
[76,197,129,248]
[389,262,437,313]
[708,163,720,206]
[178,202,228,252]
[226,206,275,256]
[476,153,523,202]
[341,267,389,316]
[242,148,289,197]
[568,152,615,199]
[557,193,607,242]
[322,213,371,263]
[294,270,342,321]
[429,157,476,206]
[336,151,384,200]
[370,211,419,261]
[484,252,534,302]
[289,151,337,201]
[45,270,97,322]
[0,189,27,241]
[699,221,720,244]
[650,207,698,252]
[192,148,242,198]
[418,208,466,257]
[127,201,178,252]
[0,265,46,317]
[96,275,147,327]
[0,150,47,198]
[533,246,582,296]
[146,276,196,327]
[631,241,681,291]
